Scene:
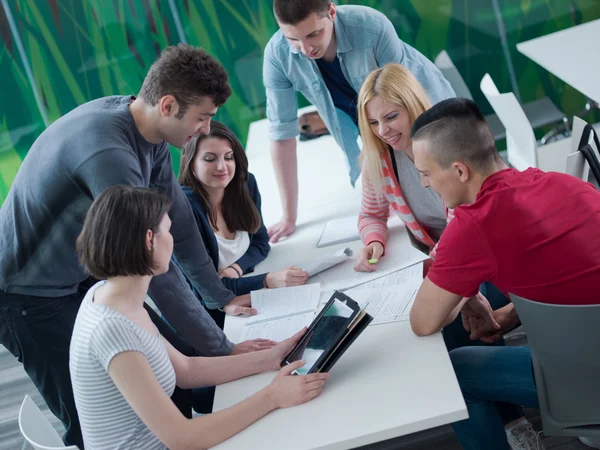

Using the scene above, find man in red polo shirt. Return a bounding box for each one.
[407,98,600,450]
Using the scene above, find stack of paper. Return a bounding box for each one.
[239,284,321,341]
[302,248,352,277]
[345,280,422,325]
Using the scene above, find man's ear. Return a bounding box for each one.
[158,95,178,118]
[328,2,336,20]
[454,161,471,183]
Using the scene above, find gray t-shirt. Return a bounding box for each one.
[0,96,234,355]
[394,150,447,241]
[70,281,173,450]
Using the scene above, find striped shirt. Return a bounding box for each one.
[70,281,175,450]
[359,149,453,259]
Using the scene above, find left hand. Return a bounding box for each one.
[223,294,257,316]
[471,305,517,343]
[268,328,307,370]
[231,339,278,355]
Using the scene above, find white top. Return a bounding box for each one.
[69,281,175,450]
[517,19,600,103]
[215,231,250,270]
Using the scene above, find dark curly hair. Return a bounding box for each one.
[138,44,232,118]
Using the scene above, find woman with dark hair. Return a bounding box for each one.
[70,185,327,450]
[178,121,308,316]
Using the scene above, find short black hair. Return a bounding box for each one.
[411,98,499,171]
[274,0,331,25]
[138,44,231,118]
[77,185,172,280]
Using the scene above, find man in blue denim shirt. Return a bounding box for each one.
[264,0,455,242]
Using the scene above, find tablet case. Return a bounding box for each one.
[282,291,373,374]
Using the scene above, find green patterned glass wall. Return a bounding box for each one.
[1,0,599,204]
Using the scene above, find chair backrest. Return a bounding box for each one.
[19,395,79,450]
[480,74,537,170]
[434,50,473,100]
[566,117,592,181]
[509,294,600,438]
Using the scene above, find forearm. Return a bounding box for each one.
[149,263,234,356]
[181,389,275,449]
[180,350,274,389]
[441,296,470,328]
[270,138,298,222]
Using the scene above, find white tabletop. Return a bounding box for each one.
[211,118,467,449]
[517,19,600,104]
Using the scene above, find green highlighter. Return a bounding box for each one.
[368,258,378,264]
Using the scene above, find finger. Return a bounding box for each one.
[304,373,329,383]
[253,341,277,349]
[251,339,277,344]
[288,327,307,343]
[305,379,328,392]
[269,230,283,243]
[372,244,384,260]
[280,359,305,375]
[305,387,324,402]
[267,224,279,238]
[231,306,257,316]
[461,313,471,332]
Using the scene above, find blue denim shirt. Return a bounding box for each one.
[263,5,456,184]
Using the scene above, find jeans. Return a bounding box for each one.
[0,279,194,448]
[442,282,525,428]
[450,346,539,450]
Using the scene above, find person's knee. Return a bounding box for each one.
[449,347,473,378]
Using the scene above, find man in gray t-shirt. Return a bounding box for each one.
[0,44,267,448]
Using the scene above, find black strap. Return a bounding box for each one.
[388,145,400,184]
[578,124,600,183]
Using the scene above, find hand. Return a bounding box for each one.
[218,267,240,279]
[223,294,257,317]
[231,339,277,355]
[354,242,384,272]
[268,328,307,370]
[268,218,296,243]
[461,293,501,340]
[266,360,329,408]
[266,267,309,288]
[472,304,519,344]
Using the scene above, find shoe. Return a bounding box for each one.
[506,422,545,450]
[580,437,600,449]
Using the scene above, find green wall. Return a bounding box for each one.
[1,0,599,204]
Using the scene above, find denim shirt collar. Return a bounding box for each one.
[288,14,353,58]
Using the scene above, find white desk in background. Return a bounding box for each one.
[212,218,467,450]
[517,19,600,104]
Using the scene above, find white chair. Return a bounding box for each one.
[435,51,568,143]
[18,395,79,450]
[480,73,572,173]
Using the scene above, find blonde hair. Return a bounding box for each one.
[358,64,432,193]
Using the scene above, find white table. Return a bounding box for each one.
[517,19,600,104]
[210,119,468,449]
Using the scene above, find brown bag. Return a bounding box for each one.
[299,111,330,141]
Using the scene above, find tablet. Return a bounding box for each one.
[282,291,372,375]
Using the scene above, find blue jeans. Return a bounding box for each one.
[443,282,525,428]
[450,346,539,450]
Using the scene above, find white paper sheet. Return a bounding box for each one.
[302,248,353,277]
[239,284,322,341]
[316,215,361,248]
[249,284,321,323]
[312,247,428,291]
[345,281,421,325]
[356,262,423,290]
[238,312,315,341]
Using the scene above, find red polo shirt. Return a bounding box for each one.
[428,168,600,305]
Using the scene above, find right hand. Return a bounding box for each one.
[267,360,329,408]
[461,293,501,340]
[266,267,309,288]
[268,218,296,243]
[354,242,384,272]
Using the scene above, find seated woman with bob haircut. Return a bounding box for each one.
[70,185,327,450]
